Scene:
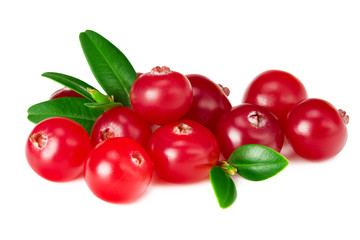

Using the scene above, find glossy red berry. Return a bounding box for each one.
[242,70,307,124]
[148,120,220,183]
[84,137,152,203]
[130,66,193,125]
[50,87,84,99]
[216,103,284,159]
[90,107,152,148]
[182,74,232,132]
[25,117,91,182]
[285,98,348,161]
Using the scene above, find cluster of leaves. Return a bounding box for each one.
[27,30,289,209]
[27,30,138,133]
[210,144,288,208]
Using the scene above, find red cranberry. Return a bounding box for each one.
[285,98,348,161]
[148,120,220,183]
[182,74,232,133]
[25,117,91,182]
[243,70,307,124]
[85,137,152,203]
[216,103,284,158]
[130,66,193,125]
[50,87,84,99]
[90,107,152,148]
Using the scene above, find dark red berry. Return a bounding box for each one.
[216,103,284,158]
[182,74,232,132]
[50,87,84,99]
[90,107,152,148]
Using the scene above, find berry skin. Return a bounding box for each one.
[90,107,152,148]
[148,120,220,183]
[242,70,307,124]
[285,98,348,161]
[84,137,152,203]
[182,74,232,133]
[216,103,284,159]
[130,66,193,125]
[25,117,91,182]
[50,87,84,99]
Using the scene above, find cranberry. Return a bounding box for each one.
[182,74,232,132]
[148,120,220,183]
[216,103,284,158]
[25,117,91,182]
[242,70,307,124]
[285,98,348,161]
[84,137,152,203]
[50,87,84,99]
[90,107,152,148]
[130,66,193,125]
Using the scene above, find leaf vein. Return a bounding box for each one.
[85,32,130,98]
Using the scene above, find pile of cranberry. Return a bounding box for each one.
[25,67,349,203]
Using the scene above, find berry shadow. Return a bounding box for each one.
[150,171,210,186]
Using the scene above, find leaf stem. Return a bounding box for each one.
[87,88,113,103]
[218,161,238,176]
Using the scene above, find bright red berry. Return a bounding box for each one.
[84,137,152,203]
[90,107,152,148]
[25,117,91,182]
[182,74,232,133]
[285,98,348,161]
[148,120,220,183]
[130,66,193,125]
[242,70,307,124]
[216,103,284,158]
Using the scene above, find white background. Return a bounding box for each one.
[1,1,359,239]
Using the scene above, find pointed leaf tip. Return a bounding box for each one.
[41,72,97,102]
[79,30,138,107]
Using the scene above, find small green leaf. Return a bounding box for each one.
[27,97,103,134]
[210,166,237,209]
[42,72,98,102]
[228,144,289,181]
[84,102,123,111]
[79,30,138,107]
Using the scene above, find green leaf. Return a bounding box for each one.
[84,102,123,111]
[27,97,103,134]
[210,166,237,209]
[79,30,138,107]
[42,72,98,102]
[228,144,289,181]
